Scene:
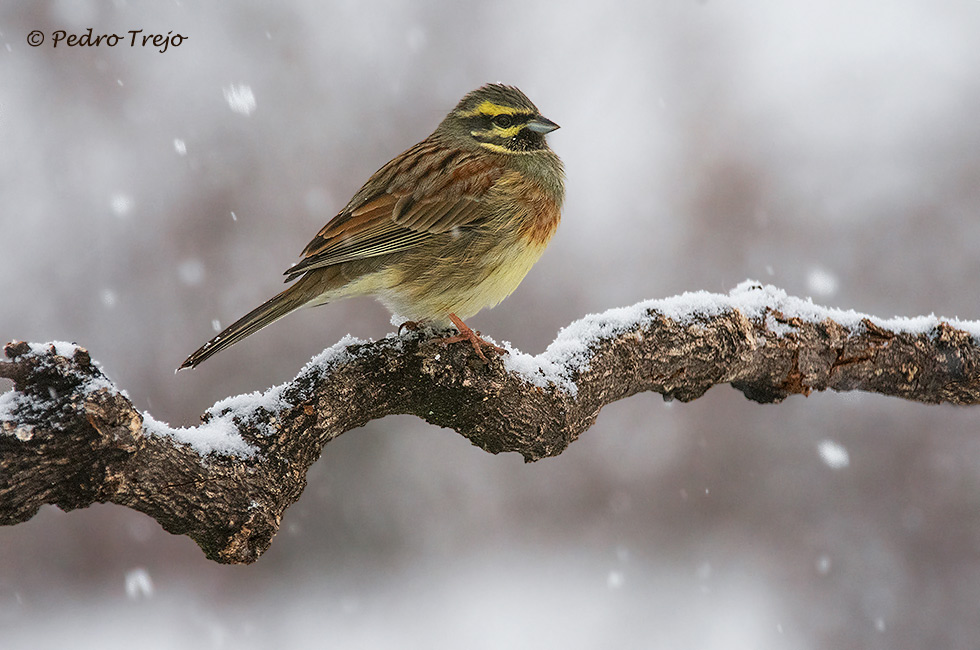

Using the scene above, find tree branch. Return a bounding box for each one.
[2,283,978,563]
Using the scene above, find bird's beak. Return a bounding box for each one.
[526,115,560,134]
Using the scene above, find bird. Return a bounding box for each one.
[179,83,564,370]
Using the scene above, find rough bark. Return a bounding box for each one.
[2,285,978,563]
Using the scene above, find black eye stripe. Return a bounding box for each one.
[471,126,547,152]
[469,112,533,131]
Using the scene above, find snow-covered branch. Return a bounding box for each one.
[2,282,978,563]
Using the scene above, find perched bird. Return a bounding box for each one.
[180,83,564,369]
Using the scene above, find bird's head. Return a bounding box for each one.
[439,83,559,154]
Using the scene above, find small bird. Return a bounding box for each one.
[180,83,564,370]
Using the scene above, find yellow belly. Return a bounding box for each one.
[375,237,550,323]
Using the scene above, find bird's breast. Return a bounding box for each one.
[491,169,563,249]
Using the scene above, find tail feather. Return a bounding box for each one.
[179,282,316,370]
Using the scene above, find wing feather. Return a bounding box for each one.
[286,141,503,280]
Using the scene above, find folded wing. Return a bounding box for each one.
[285,143,503,282]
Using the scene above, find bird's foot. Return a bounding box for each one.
[432,313,507,363]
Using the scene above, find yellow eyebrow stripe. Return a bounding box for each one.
[496,124,524,138]
[475,141,537,155]
[457,101,535,118]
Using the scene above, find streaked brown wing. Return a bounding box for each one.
[285,142,502,280]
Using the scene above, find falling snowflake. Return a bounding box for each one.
[110,193,133,217]
[124,568,154,600]
[817,439,850,469]
[807,267,839,297]
[223,84,256,116]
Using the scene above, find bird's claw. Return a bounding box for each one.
[433,314,507,363]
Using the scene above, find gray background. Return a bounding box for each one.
[2,1,980,648]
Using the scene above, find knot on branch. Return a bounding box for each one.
[1,341,126,436]
[85,389,144,454]
[3,340,96,396]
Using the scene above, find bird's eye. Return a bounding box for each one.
[492,114,513,129]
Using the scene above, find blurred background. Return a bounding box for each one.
[3,1,980,648]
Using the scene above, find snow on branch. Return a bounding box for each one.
[1,282,978,563]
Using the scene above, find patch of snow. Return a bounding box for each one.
[301,334,367,373]
[0,389,20,423]
[764,312,796,337]
[517,288,737,392]
[143,412,255,458]
[151,336,367,457]
[505,280,980,394]
[502,346,577,395]
[173,138,186,155]
[153,339,365,457]
[208,386,286,419]
[729,281,980,340]
[3,337,365,456]
[28,341,80,358]
[195,334,367,430]
[284,333,375,402]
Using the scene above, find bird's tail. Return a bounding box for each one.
[179,277,321,370]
